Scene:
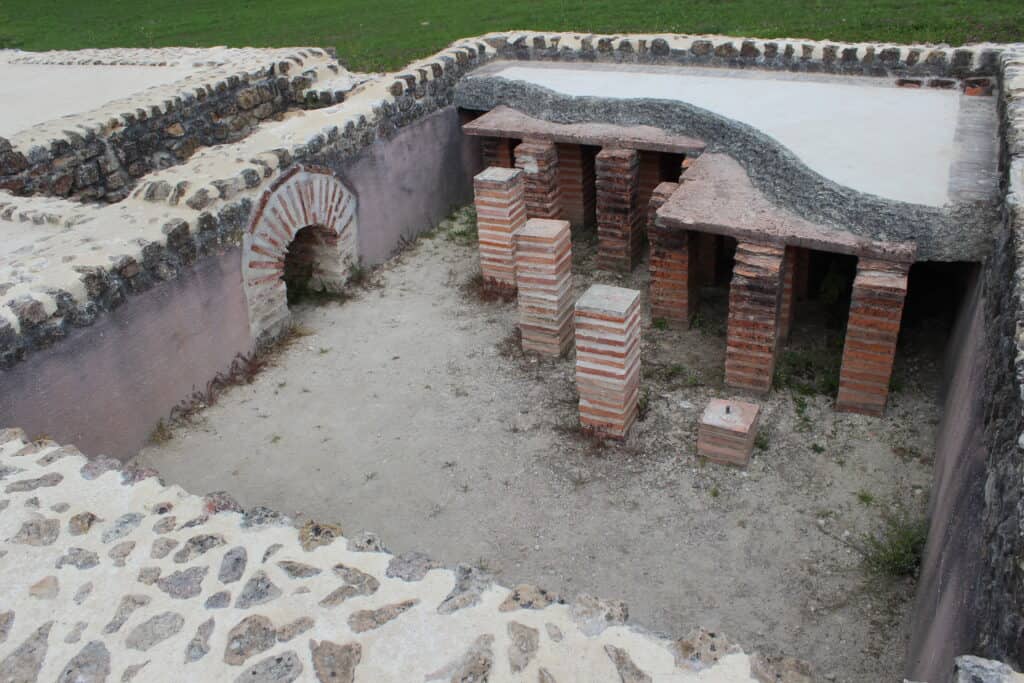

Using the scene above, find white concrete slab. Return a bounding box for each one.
[0,60,195,137]
[484,62,962,206]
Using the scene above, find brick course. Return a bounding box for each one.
[473,166,527,287]
[514,139,562,220]
[596,148,643,272]
[648,182,699,326]
[575,284,642,438]
[778,247,798,343]
[557,143,596,230]
[835,259,909,416]
[724,243,785,394]
[697,399,762,466]
[481,137,516,168]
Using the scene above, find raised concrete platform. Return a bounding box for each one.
[657,153,917,262]
[463,105,707,155]
[473,60,996,207]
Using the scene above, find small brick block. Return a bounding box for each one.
[575,284,642,439]
[725,243,785,394]
[515,218,574,356]
[697,399,761,466]
[596,147,642,272]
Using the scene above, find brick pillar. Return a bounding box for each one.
[596,148,642,272]
[725,243,785,394]
[473,167,526,288]
[481,137,514,169]
[778,246,797,343]
[575,284,642,439]
[648,182,698,326]
[835,259,909,417]
[557,143,596,230]
[515,218,574,356]
[514,139,562,220]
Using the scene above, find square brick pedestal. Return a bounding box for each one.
[697,399,762,466]
[836,260,909,416]
[514,139,562,220]
[596,148,642,272]
[725,243,785,394]
[473,167,527,288]
[515,219,574,356]
[575,284,642,439]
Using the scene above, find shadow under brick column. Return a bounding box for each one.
[515,218,574,356]
[696,232,719,285]
[778,246,798,343]
[648,181,699,326]
[596,147,642,272]
[836,259,909,417]
[514,139,562,220]
[575,284,642,439]
[473,166,527,288]
[481,137,515,169]
[725,243,786,394]
[557,143,596,230]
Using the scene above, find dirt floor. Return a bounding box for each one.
[135,208,940,681]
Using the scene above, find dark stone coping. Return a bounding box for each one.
[463,105,706,155]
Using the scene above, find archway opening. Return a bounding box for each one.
[283,224,341,305]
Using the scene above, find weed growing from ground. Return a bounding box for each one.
[860,505,928,579]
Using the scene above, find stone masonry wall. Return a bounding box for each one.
[0,427,775,682]
[0,48,342,203]
[974,47,1024,670]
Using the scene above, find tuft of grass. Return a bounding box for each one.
[461,271,517,303]
[811,443,825,454]
[773,342,842,397]
[710,486,720,498]
[149,419,173,444]
[856,489,875,506]
[652,317,669,331]
[754,431,769,451]
[861,507,928,579]
[637,388,651,421]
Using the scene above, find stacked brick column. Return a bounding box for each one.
[473,167,527,288]
[648,182,699,326]
[725,243,786,394]
[575,284,642,439]
[515,219,574,356]
[557,143,596,230]
[596,148,642,272]
[637,151,662,216]
[481,137,515,169]
[778,246,798,343]
[835,259,909,416]
[514,140,562,220]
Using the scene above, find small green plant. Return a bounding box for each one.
[861,507,928,579]
[270,434,281,444]
[811,443,825,454]
[149,419,173,444]
[652,317,669,331]
[347,261,369,288]
[710,486,720,498]
[856,489,875,506]
[637,388,651,421]
[754,432,769,450]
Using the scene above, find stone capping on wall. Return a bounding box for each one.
[0,426,783,681]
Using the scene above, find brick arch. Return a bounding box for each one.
[242,165,358,339]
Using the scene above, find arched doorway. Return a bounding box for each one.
[242,166,358,340]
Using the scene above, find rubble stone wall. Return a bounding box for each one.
[0,49,337,203]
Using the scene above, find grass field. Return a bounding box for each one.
[1,0,1021,72]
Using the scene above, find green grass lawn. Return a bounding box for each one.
[1,0,1021,72]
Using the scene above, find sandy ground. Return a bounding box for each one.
[136,209,938,681]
